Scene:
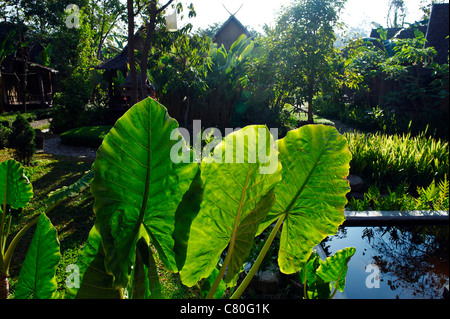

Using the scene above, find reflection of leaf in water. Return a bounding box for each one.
[362,227,374,244]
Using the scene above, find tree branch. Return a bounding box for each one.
[156,0,174,14]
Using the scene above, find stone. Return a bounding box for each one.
[252,268,280,294]
[347,175,363,192]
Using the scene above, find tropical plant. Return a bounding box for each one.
[299,247,356,299]
[66,97,353,299]
[200,34,255,129]
[346,130,449,192]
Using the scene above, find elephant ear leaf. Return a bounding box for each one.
[14,214,60,299]
[317,247,356,293]
[66,226,122,299]
[0,159,33,209]
[261,125,352,274]
[91,98,198,288]
[180,125,282,287]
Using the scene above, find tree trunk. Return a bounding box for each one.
[0,272,9,299]
[127,0,138,106]
[139,1,158,101]
[139,0,174,101]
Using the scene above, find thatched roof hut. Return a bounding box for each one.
[369,3,448,64]
[213,15,251,51]
[424,3,449,65]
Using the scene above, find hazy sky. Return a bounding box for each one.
[176,0,430,36]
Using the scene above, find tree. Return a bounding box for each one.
[271,0,346,123]
[125,0,176,106]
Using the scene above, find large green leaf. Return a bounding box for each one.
[0,159,33,209]
[14,214,60,299]
[66,226,121,299]
[91,98,198,288]
[180,125,282,287]
[261,125,351,274]
[47,170,93,208]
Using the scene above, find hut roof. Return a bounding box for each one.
[369,25,428,40]
[424,3,449,65]
[369,3,448,64]
[95,26,147,71]
[213,15,251,51]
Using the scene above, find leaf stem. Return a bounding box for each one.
[206,247,232,299]
[3,215,39,275]
[230,215,285,299]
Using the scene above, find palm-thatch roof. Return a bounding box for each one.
[94,26,147,71]
[369,3,449,64]
[213,15,251,51]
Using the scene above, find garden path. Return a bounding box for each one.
[30,117,357,160]
[31,118,97,159]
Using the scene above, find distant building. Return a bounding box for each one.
[364,3,449,115]
[213,15,252,51]
[94,26,152,112]
[369,3,449,64]
[1,23,58,113]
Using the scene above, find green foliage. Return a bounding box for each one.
[348,176,449,211]
[259,125,351,274]
[153,33,256,129]
[299,247,356,299]
[346,131,449,192]
[262,0,346,124]
[67,98,353,299]
[0,159,34,298]
[90,98,198,289]
[14,213,60,299]
[180,125,281,290]
[8,114,36,166]
[333,25,449,138]
[0,125,12,149]
[0,158,94,299]
[60,126,112,148]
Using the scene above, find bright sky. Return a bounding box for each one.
[177,0,431,36]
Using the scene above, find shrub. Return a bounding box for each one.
[0,124,11,149]
[8,113,36,165]
[60,125,112,148]
[347,176,449,211]
[346,131,449,193]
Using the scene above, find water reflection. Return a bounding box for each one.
[322,225,449,299]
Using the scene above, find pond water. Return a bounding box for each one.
[321,225,449,299]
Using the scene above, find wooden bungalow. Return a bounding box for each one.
[1,55,57,112]
[0,23,58,113]
[94,26,152,112]
[213,15,252,51]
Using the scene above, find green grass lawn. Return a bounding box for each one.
[60,125,112,148]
